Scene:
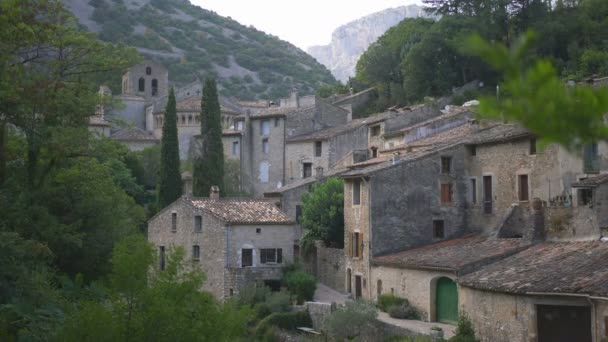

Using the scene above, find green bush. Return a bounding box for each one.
[255,311,313,338]
[265,290,292,313]
[324,300,379,341]
[449,313,478,342]
[236,284,271,307]
[387,303,417,319]
[283,271,316,304]
[377,294,408,312]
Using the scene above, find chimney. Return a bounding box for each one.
[392,152,401,165]
[524,197,545,242]
[316,166,324,179]
[210,186,220,200]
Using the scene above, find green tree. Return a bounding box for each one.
[193,78,224,197]
[55,235,250,342]
[464,31,608,150]
[158,87,182,207]
[299,178,344,252]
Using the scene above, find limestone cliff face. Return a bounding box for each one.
[308,5,434,83]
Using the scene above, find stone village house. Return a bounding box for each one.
[147,187,295,300]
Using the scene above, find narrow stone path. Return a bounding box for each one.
[313,283,349,305]
[377,312,456,339]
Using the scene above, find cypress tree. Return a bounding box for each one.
[158,87,182,207]
[193,78,224,197]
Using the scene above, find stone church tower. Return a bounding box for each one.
[121,60,168,103]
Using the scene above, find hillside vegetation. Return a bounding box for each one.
[64,0,337,100]
[355,0,608,110]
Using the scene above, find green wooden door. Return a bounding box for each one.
[436,277,458,323]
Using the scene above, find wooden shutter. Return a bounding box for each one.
[441,184,450,204]
[358,233,364,258]
[277,249,283,263]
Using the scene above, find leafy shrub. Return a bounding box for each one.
[283,270,316,304]
[387,303,417,319]
[449,313,478,342]
[377,294,408,312]
[264,290,292,313]
[236,283,271,307]
[255,311,312,338]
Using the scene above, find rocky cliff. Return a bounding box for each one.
[308,5,434,83]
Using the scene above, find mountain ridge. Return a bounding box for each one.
[308,5,436,83]
[62,0,337,100]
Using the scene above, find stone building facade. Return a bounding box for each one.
[147,192,295,300]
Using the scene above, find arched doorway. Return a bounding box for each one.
[436,277,458,323]
[346,269,352,294]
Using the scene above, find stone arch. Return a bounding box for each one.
[346,268,352,294]
[430,276,458,323]
[138,77,145,92]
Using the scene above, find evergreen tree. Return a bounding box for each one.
[193,78,224,197]
[158,87,182,207]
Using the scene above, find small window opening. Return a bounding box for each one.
[256,228,261,234]
[232,141,240,156]
[194,215,202,233]
[146,66,152,75]
[192,245,200,261]
[260,248,282,264]
[351,232,362,258]
[518,174,529,201]
[529,138,537,155]
[152,79,158,96]
[262,138,269,154]
[470,178,477,204]
[469,145,477,156]
[241,249,253,267]
[171,213,177,232]
[441,156,452,174]
[370,125,381,137]
[295,205,302,223]
[315,141,322,157]
[578,188,593,206]
[159,246,166,270]
[433,220,445,239]
[138,77,145,92]
[353,180,361,205]
[303,162,312,178]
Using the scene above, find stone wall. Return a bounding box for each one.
[147,199,227,300]
[313,241,345,292]
[227,223,296,268]
[370,145,470,257]
[285,140,329,183]
[244,116,286,197]
[305,302,336,330]
[122,60,168,103]
[328,124,368,169]
[371,266,454,322]
[459,286,602,342]
[344,177,372,298]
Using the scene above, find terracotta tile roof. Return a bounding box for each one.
[468,123,531,145]
[187,198,292,225]
[572,173,608,188]
[459,241,608,297]
[111,127,158,142]
[373,234,529,274]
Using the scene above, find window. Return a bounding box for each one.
[232,141,240,156]
[262,138,269,154]
[377,279,383,297]
[259,162,269,183]
[235,121,244,131]
[241,249,252,267]
[274,117,280,127]
[583,143,600,174]
[353,180,361,205]
[188,115,192,124]
[518,174,529,201]
[315,141,322,157]
[295,205,302,223]
[256,228,261,234]
[441,183,453,205]
[303,163,312,178]
[371,147,378,159]
[483,175,493,214]
[159,246,166,270]
[578,188,593,206]
[469,145,477,156]
[529,138,537,155]
[151,79,158,96]
[138,77,145,92]
[351,232,362,258]
[441,156,452,174]
[146,66,152,75]
[470,178,477,204]
[260,120,271,135]
[192,245,200,261]
[194,215,202,233]
[370,125,381,137]
[433,220,445,238]
[171,213,177,232]
[260,248,283,264]
[181,115,186,125]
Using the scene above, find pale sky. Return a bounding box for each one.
[190,0,422,50]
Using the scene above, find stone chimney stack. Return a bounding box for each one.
[210,186,220,200]
[524,197,546,242]
[316,166,324,179]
